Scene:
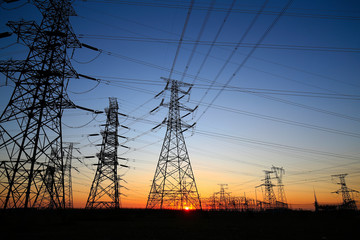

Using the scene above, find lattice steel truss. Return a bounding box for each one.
[272,166,288,208]
[263,170,277,207]
[332,173,358,210]
[31,146,62,209]
[0,0,80,209]
[146,78,201,210]
[64,142,74,209]
[217,184,229,210]
[257,170,277,209]
[86,97,121,209]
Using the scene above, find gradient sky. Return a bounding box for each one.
[1,0,360,209]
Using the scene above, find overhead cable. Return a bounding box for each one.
[168,0,194,80]
[83,0,360,21]
[196,0,294,122]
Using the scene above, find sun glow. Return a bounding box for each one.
[183,205,196,211]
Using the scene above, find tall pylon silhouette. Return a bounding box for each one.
[217,184,229,210]
[272,166,288,208]
[64,142,75,209]
[0,0,80,209]
[258,170,277,209]
[146,77,201,210]
[86,98,121,209]
[331,173,358,210]
[33,147,62,209]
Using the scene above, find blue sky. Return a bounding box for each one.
[0,0,359,208]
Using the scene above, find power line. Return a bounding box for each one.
[195,0,268,117]
[76,22,359,102]
[189,100,360,139]
[76,76,360,139]
[75,1,360,93]
[68,80,101,94]
[168,0,194,80]
[190,0,236,86]
[77,34,360,53]
[196,0,294,122]
[0,0,29,10]
[84,75,360,100]
[249,91,360,123]
[83,0,360,21]
[195,128,359,161]
[180,0,215,82]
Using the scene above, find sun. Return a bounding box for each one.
[184,206,190,211]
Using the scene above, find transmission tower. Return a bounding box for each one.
[331,174,358,210]
[33,142,77,209]
[146,77,201,210]
[32,147,62,208]
[258,170,277,209]
[217,184,229,210]
[271,166,288,207]
[0,0,80,209]
[86,97,122,209]
[64,142,75,209]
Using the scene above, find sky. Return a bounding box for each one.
[0,0,360,210]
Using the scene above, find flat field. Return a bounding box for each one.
[1,209,358,239]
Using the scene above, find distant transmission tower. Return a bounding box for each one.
[86,98,122,209]
[0,0,80,209]
[271,166,288,208]
[33,147,62,209]
[64,142,75,209]
[331,174,358,210]
[258,170,277,208]
[217,184,229,210]
[146,77,201,210]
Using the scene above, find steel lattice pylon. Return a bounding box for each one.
[0,0,80,209]
[272,166,288,208]
[146,78,201,210]
[64,143,74,209]
[86,97,121,209]
[217,184,229,210]
[260,170,277,208]
[332,174,358,210]
[32,146,62,209]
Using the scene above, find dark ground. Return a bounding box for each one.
[0,208,359,240]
